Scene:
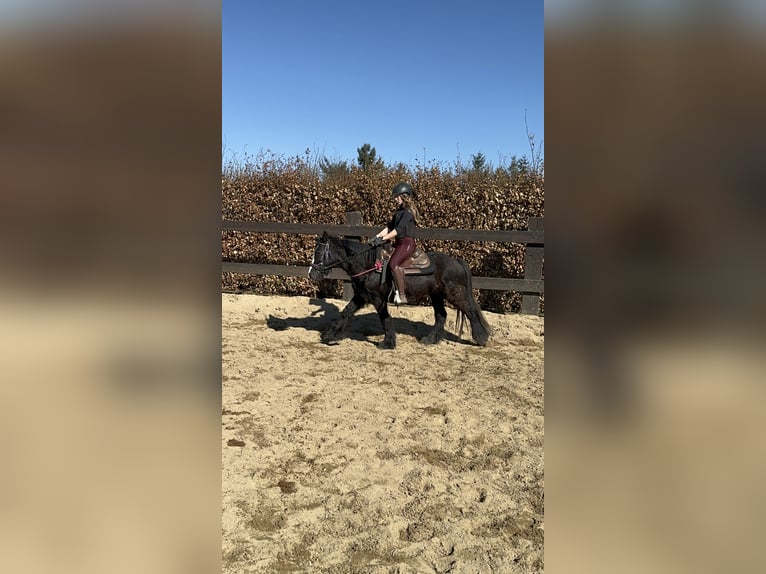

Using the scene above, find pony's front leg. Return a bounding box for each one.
[321,295,364,344]
[375,302,396,350]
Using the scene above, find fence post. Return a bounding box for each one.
[521,217,544,315]
[343,211,363,300]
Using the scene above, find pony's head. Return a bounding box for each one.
[308,232,334,281]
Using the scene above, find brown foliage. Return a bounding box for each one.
[222,154,544,313]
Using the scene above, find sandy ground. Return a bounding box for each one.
[222,293,544,573]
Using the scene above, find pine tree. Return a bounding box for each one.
[471,152,487,172]
[319,156,349,181]
[356,143,384,170]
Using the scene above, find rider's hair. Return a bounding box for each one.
[400,195,420,226]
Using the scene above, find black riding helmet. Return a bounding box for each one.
[391,182,416,198]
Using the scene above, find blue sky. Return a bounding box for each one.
[222,0,543,168]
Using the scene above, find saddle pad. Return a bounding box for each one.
[380,247,432,270]
[404,249,431,269]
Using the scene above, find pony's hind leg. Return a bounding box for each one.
[421,294,447,344]
[467,306,491,346]
[450,260,491,346]
[459,298,491,346]
[448,286,491,346]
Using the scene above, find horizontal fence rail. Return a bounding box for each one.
[222,213,544,314]
[222,220,545,245]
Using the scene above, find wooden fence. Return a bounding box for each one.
[222,213,544,315]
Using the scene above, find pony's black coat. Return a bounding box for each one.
[309,232,491,349]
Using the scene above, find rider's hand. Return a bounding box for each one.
[368,236,383,247]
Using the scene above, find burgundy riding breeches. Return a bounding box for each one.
[389,237,416,270]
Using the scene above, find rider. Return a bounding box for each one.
[368,182,420,305]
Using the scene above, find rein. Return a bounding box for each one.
[311,241,379,274]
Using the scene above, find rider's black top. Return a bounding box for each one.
[387,207,417,239]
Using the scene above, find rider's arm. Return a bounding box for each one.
[380,228,398,242]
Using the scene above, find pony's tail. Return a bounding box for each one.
[456,309,467,339]
[461,259,492,345]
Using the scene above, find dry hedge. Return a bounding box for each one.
[222,156,543,314]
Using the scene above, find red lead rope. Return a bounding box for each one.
[351,260,383,277]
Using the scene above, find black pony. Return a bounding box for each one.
[308,232,491,349]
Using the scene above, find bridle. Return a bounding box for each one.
[310,240,377,275]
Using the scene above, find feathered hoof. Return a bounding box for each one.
[420,333,441,345]
[320,331,340,345]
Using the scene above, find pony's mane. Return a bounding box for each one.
[328,235,373,266]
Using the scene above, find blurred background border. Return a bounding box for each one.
[2,1,765,573]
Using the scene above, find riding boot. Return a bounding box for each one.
[391,266,408,305]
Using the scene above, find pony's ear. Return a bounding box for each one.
[321,231,329,241]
